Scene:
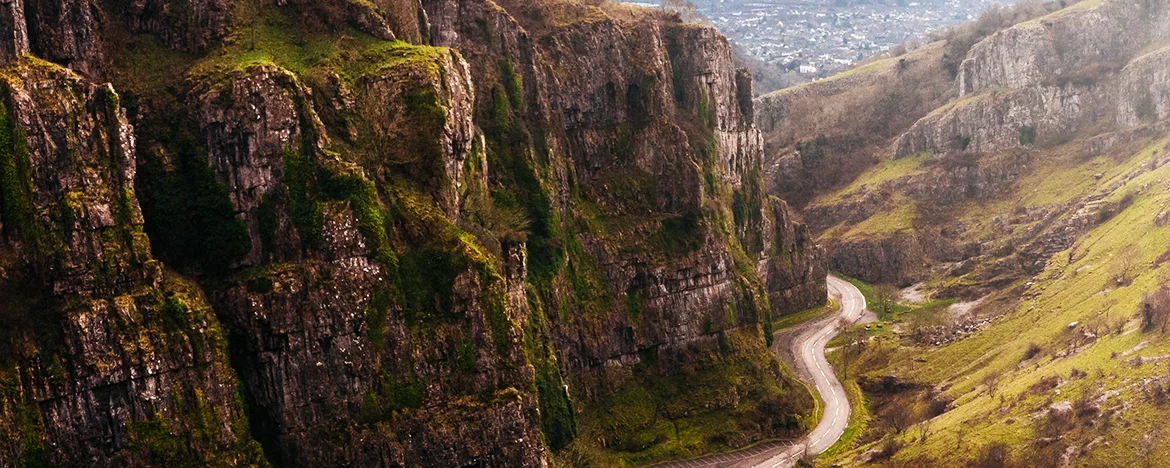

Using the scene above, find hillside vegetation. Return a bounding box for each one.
[751,0,1170,464]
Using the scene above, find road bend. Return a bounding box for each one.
[653,275,867,468]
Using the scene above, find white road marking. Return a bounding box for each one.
[656,276,866,468]
[751,276,866,468]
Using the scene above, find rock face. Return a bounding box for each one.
[762,0,1170,291]
[0,0,826,466]
[424,0,825,396]
[826,234,927,287]
[194,65,311,266]
[898,0,1170,159]
[893,87,1087,158]
[956,0,1170,97]
[189,56,543,466]
[24,0,103,75]
[0,58,264,466]
[115,0,233,52]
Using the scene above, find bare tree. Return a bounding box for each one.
[1114,250,1141,286]
[872,284,899,318]
[983,372,1000,398]
[662,0,699,22]
[883,404,914,434]
[917,417,931,445]
[1141,286,1170,333]
[838,323,867,380]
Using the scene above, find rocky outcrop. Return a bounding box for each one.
[893,87,1086,158]
[353,47,476,218]
[194,65,313,266]
[24,0,102,75]
[0,0,28,63]
[957,0,1170,96]
[898,0,1170,159]
[0,57,264,466]
[826,234,927,287]
[114,0,233,52]
[1113,47,1170,126]
[279,0,431,44]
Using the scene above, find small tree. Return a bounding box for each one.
[838,324,867,379]
[884,404,914,434]
[1140,286,1170,333]
[983,372,1000,398]
[917,417,932,445]
[872,284,899,319]
[1114,250,1141,286]
[662,0,699,22]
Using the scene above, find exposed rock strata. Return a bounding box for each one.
[0,58,263,466]
[0,0,827,466]
[775,0,1170,291]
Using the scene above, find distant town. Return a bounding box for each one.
[624,0,1014,86]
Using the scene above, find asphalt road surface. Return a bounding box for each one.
[654,275,867,468]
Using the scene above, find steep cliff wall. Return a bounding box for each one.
[0,0,825,466]
[0,57,265,466]
[898,0,1170,159]
[422,0,823,457]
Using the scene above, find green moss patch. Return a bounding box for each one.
[0,95,43,255]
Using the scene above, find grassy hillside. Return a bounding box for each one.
[817,136,1170,466]
[774,0,1170,461]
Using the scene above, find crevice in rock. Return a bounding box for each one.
[227,329,282,468]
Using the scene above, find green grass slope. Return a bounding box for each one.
[820,137,1170,466]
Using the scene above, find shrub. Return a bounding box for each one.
[1023,342,1042,361]
[973,441,1012,468]
[872,437,903,461]
[1018,125,1037,145]
[951,134,972,151]
[1140,286,1170,332]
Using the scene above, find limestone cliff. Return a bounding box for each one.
[756,0,1170,291]
[898,0,1170,158]
[0,0,825,466]
[0,57,265,466]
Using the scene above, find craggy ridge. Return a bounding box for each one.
[0,0,827,466]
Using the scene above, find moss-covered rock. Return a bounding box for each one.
[0,57,265,466]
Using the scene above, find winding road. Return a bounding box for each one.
[655,275,868,468]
